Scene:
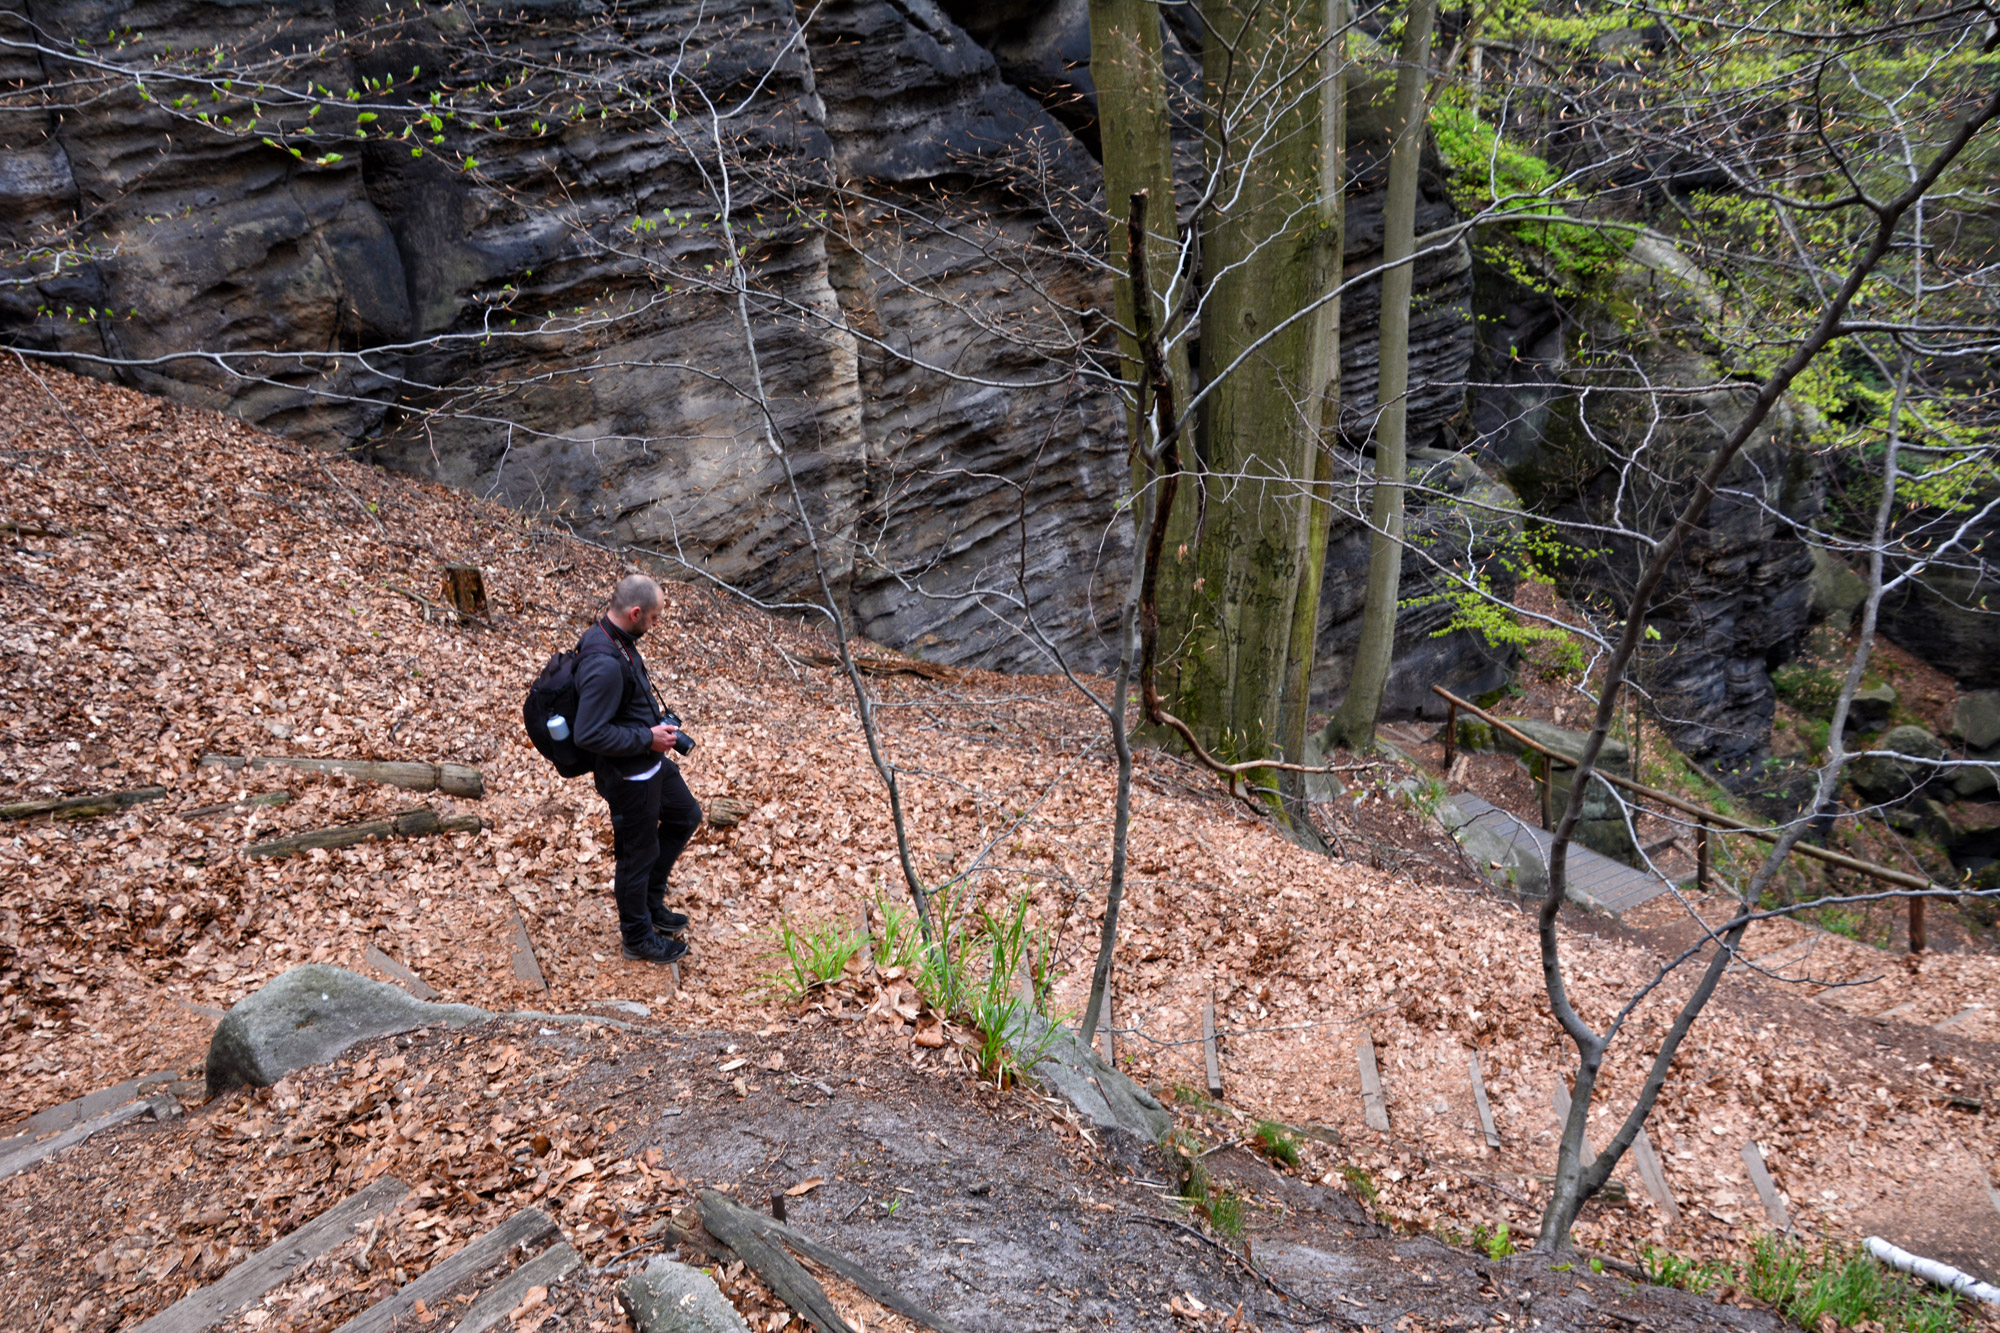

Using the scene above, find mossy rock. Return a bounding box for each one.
[1455,718,1497,753]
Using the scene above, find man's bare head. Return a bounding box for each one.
[609,574,663,636]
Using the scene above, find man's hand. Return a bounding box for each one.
[649,722,680,754]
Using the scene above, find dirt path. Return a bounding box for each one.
[4,1017,1792,1333]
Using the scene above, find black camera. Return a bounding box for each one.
[662,709,696,755]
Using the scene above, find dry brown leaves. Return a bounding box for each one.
[1,360,1996,1303]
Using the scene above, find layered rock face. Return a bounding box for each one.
[3,0,1487,694]
[2,0,1131,670]
[1471,236,1823,768]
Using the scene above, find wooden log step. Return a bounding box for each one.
[200,753,485,800]
[244,806,485,859]
[1629,1126,1682,1228]
[1742,1140,1794,1235]
[0,1098,156,1183]
[362,944,439,1001]
[699,1189,968,1333]
[1466,1052,1500,1150]
[0,785,168,821]
[127,1177,409,1333]
[1202,999,1224,1101]
[510,913,549,993]
[1357,1029,1389,1133]
[699,1191,854,1333]
[451,1241,582,1333]
[0,1067,182,1147]
[332,1207,560,1333]
[178,792,290,818]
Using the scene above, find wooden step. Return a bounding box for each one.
[129,1177,410,1333]
[332,1207,561,1333]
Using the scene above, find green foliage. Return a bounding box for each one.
[908,887,1066,1085]
[1252,1121,1301,1169]
[1473,1221,1517,1261]
[1431,102,1634,302]
[1405,525,1599,680]
[758,916,865,1001]
[1644,1237,1971,1333]
[1340,1165,1379,1204]
[869,897,923,972]
[1166,1134,1249,1246]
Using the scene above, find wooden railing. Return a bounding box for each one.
[1432,688,1934,932]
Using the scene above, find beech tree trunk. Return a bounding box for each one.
[1160,0,1346,783]
[1324,0,1436,753]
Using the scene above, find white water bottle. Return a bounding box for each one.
[547,715,570,741]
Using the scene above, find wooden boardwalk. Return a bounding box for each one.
[1448,792,1676,916]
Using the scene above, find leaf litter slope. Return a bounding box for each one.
[0,361,1995,1291]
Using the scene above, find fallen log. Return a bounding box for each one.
[179,792,290,818]
[200,754,484,800]
[697,1192,850,1333]
[244,806,485,860]
[1,786,168,821]
[697,1191,967,1333]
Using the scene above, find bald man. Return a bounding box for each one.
[572,574,702,965]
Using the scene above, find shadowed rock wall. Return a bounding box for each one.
[2,0,1487,696]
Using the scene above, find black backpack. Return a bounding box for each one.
[523,631,623,779]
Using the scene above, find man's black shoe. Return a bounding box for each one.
[649,905,690,934]
[622,935,689,965]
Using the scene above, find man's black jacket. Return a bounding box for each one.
[572,617,663,778]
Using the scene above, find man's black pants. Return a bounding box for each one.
[594,762,703,946]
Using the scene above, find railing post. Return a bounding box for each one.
[1444,698,1458,769]
[1696,820,1710,892]
[1910,895,1927,955]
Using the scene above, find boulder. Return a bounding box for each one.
[1951,692,2000,752]
[1848,725,1950,805]
[1849,682,1898,729]
[1005,1010,1170,1144]
[1438,796,1548,898]
[1808,547,1868,627]
[206,965,487,1096]
[621,1257,752,1333]
[1494,720,1637,863]
[1951,759,1999,801]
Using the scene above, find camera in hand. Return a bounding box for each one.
[662,709,696,755]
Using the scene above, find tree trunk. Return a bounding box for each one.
[1323,0,1436,754]
[441,563,488,620]
[1088,0,1189,439]
[1279,0,1349,826]
[1163,0,1346,780]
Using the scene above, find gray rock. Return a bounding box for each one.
[1951,692,2000,752]
[621,1256,752,1333]
[206,965,488,1096]
[1850,682,1898,728]
[1874,483,2000,689]
[1950,758,1999,801]
[1848,725,1950,805]
[1470,233,1824,768]
[1809,546,1868,627]
[1312,450,1521,720]
[1004,1010,1170,1144]
[1438,797,1548,898]
[588,999,652,1019]
[1493,720,1637,863]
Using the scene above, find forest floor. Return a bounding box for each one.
[2,361,1998,1333]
